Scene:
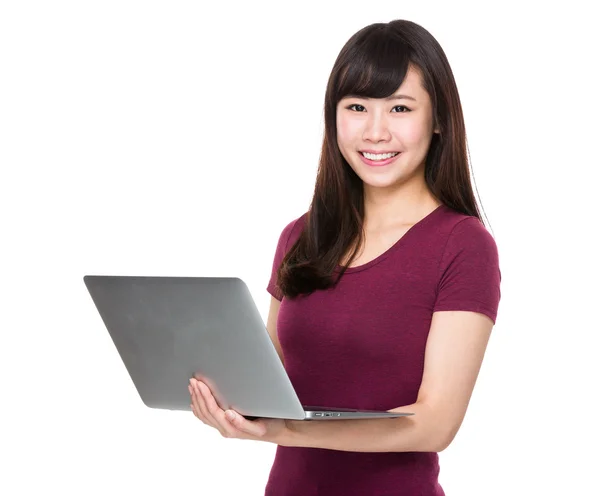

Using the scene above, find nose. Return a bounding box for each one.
[362,111,391,143]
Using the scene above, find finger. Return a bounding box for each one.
[197,381,233,437]
[195,380,264,438]
[190,381,212,426]
[197,381,238,438]
[189,385,201,420]
[224,410,268,438]
[193,380,228,436]
[193,381,214,423]
[189,383,205,422]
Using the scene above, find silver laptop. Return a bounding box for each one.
[83,275,413,421]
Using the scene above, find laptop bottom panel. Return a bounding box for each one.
[303,409,414,420]
[241,406,414,421]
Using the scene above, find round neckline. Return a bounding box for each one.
[335,204,446,275]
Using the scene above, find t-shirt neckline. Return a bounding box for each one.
[336,204,446,275]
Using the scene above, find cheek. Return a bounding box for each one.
[398,121,431,146]
[336,117,360,165]
[336,114,359,148]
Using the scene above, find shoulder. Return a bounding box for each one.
[432,207,501,322]
[436,206,498,254]
[275,212,308,252]
[431,206,500,281]
[432,207,501,290]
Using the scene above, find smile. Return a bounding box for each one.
[359,151,401,167]
[360,151,400,161]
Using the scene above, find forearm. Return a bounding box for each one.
[280,402,447,453]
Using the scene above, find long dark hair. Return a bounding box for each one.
[279,19,484,299]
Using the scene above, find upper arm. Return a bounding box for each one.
[416,310,494,451]
[266,296,284,364]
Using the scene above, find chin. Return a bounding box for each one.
[360,175,403,190]
[364,167,425,190]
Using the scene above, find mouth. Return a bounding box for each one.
[359,151,401,167]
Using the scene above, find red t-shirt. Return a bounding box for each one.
[265,204,501,496]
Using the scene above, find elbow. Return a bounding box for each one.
[408,425,451,453]
[404,402,464,453]
[432,435,452,453]
[432,423,461,452]
[417,414,461,453]
[421,431,451,453]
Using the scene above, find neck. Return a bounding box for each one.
[362,177,440,230]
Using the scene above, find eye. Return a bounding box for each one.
[347,104,366,112]
[392,105,411,113]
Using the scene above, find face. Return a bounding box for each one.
[336,65,439,192]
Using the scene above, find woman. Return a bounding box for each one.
[189,19,501,495]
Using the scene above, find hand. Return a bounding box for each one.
[189,377,290,445]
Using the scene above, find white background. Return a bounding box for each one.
[1,1,599,494]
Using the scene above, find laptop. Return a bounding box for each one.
[83,275,414,421]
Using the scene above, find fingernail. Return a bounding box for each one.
[226,411,235,421]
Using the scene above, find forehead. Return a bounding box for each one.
[339,65,428,102]
[397,66,425,93]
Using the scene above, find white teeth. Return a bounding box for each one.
[361,152,399,160]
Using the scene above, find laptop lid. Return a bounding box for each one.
[83,275,307,420]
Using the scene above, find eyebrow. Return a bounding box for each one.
[344,93,417,102]
[385,93,417,101]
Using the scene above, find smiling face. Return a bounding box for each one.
[336,65,439,192]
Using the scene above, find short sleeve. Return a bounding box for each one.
[267,216,304,301]
[433,217,501,324]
